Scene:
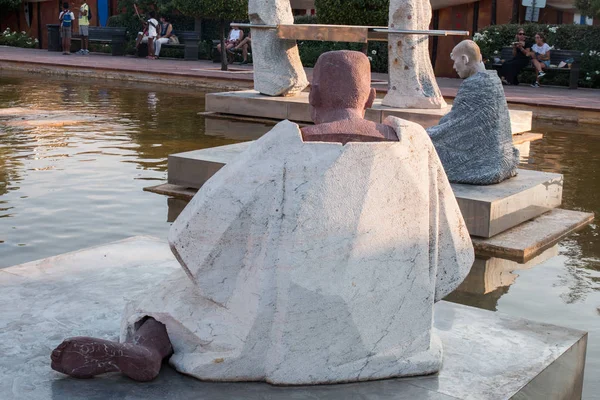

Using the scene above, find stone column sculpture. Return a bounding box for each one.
[382,0,447,109]
[248,0,309,97]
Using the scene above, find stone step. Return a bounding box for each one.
[0,236,587,400]
[167,145,563,238]
[205,90,533,134]
[146,181,590,263]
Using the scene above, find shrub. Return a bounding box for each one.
[315,0,388,26]
[474,23,600,88]
[294,14,388,73]
[0,0,20,10]
[0,28,38,48]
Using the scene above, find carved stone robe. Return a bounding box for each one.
[426,71,520,185]
[121,117,474,384]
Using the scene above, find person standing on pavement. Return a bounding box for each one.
[145,11,159,59]
[77,1,90,55]
[59,2,75,55]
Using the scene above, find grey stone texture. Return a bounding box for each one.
[248,0,308,97]
[382,0,447,109]
[426,71,520,185]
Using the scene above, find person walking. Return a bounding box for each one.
[59,3,75,55]
[77,1,90,55]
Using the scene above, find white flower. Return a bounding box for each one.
[34,39,39,43]
[586,76,591,81]
[596,71,600,74]
[21,31,26,35]
[367,56,373,61]
[548,26,558,33]
[494,50,498,54]
[371,50,377,55]
[495,31,500,34]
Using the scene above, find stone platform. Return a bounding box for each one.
[166,146,564,237]
[205,90,533,134]
[0,236,587,399]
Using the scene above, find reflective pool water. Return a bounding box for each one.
[0,71,598,398]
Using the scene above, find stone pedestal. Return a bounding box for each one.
[156,146,593,263]
[205,91,533,134]
[0,237,587,399]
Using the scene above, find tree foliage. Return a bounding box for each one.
[0,0,21,10]
[173,0,247,70]
[575,0,600,18]
[315,0,389,26]
[173,0,247,21]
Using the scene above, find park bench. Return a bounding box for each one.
[137,31,200,60]
[211,39,253,64]
[491,47,581,89]
[87,27,127,56]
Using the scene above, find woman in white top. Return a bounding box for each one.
[530,32,551,88]
[216,27,244,63]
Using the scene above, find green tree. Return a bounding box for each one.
[0,0,20,10]
[575,0,600,18]
[315,0,389,26]
[173,0,247,70]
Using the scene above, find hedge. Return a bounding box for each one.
[314,0,388,26]
[0,28,38,48]
[474,23,600,88]
[294,15,389,73]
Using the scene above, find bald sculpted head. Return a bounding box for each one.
[451,40,484,79]
[309,51,376,124]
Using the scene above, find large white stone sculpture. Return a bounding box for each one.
[248,0,309,96]
[382,0,447,109]
[120,117,474,384]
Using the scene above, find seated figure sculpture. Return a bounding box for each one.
[50,51,474,385]
[426,40,520,185]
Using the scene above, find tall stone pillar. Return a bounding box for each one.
[382,0,447,109]
[248,0,309,97]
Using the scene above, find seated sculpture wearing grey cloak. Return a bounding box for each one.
[426,40,519,185]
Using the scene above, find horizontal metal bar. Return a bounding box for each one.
[373,28,469,36]
[230,23,277,29]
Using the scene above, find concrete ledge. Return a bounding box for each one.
[472,208,595,262]
[167,143,252,189]
[451,169,563,238]
[205,90,533,134]
[0,237,587,399]
[166,145,563,238]
[146,182,589,262]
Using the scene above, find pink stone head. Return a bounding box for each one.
[309,51,376,124]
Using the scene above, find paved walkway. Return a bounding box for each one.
[1,46,599,112]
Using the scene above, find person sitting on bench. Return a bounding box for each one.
[216,26,243,62]
[154,16,174,59]
[231,31,251,65]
